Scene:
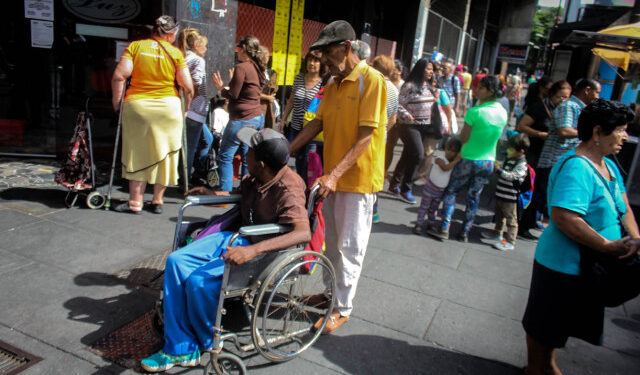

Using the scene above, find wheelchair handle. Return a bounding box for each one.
[307,185,321,218]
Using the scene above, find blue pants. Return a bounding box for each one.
[163,231,250,355]
[440,159,493,234]
[217,115,264,191]
[193,124,214,176]
[185,118,204,180]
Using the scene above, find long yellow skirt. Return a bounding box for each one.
[121,97,182,186]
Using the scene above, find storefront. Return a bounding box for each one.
[1,0,161,158]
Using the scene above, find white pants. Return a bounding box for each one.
[322,191,375,316]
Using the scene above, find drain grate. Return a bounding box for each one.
[0,340,42,375]
[90,310,162,371]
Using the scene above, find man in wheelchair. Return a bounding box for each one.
[141,128,310,372]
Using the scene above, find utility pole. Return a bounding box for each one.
[456,0,473,64]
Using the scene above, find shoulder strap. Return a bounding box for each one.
[557,155,624,219]
[154,39,177,71]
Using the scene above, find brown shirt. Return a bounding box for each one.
[240,166,308,227]
[222,60,265,121]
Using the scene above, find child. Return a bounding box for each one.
[481,133,530,251]
[414,138,462,234]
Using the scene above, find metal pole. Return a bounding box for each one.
[456,0,472,64]
[105,81,127,210]
[180,89,189,192]
[474,0,491,72]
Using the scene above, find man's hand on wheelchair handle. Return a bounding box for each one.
[222,244,260,265]
[312,173,338,200]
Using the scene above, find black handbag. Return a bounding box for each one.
[557,155,640,307]
[424,85,444,139]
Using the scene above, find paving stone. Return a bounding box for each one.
[0,219,151,274]
[363,249,528,320]
[0,248,35,276]
[352,276,441,337]
[301,317,521,375]
[457,249,533,289]
[558,336,640,375]
[424,300,527,367]
[0,207,42,231]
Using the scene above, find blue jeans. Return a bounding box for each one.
[163,231,250,355]
[185,118,204,181]
[217,115,264,191]
[193,124,213,176]
[440,158,494,234]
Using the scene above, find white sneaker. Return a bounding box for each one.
[493,240,515,251]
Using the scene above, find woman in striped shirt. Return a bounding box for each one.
[278,52,324,179]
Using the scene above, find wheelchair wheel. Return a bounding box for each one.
[251,251,336,362]
[204,352,246,375]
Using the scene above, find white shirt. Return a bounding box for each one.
[429,151,453,189]
[212,108,229,134]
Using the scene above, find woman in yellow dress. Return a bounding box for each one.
[111,15,194,214]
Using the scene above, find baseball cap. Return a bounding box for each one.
[236,128,290,170]
[310,20,356,50]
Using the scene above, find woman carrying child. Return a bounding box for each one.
[413,137,462,234]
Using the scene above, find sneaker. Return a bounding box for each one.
[493,240,515,251]
[400,191,417,204]
[372,213,380,223]
[426,228,449,241]
[518,230,538,241]
[480,230,503,241]
[535,222,546,230]
[387,185,400,196]
[141,350,201,372]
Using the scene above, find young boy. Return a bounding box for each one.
[414,138,462,234]
[481,133,530,251]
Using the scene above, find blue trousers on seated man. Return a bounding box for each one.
[141,128,310,372]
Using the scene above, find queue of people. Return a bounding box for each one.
[108,15,640,375]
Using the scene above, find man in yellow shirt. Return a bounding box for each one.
[290,20,387,334]
[460,66,473,116]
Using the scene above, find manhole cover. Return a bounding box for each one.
[0,340,42,375]
[90,310,162,371]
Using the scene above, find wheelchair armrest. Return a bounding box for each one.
[186,194,242,205]
[238,224,293,237]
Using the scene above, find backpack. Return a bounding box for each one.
[516,164,536,211]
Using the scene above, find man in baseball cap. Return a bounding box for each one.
[291,20,388,334]
[143,127,310,372]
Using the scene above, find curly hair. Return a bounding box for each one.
[577,99,635,141]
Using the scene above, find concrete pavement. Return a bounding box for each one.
[0,157,639,374]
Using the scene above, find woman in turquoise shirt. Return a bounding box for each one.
[428,75,507,242]
[522,99,639,375]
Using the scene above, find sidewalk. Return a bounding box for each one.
[0,157,639,374]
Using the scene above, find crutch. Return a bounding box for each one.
[105,81,127,210]
[179,88,189,193]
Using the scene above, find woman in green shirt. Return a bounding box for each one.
[428,76,508,242]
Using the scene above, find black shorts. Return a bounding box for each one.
[522,261,604,348]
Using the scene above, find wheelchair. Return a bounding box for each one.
[154,186,336,375]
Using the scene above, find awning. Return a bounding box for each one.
[563,22,640,70]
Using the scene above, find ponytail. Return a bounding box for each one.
[178,28,207,55]
[238,35,266,74]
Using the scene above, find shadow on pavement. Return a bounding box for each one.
[64,271,159,374]
[0,187,68,209]
[315,334,522,375]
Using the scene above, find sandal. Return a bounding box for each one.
[148,203,163,214]
[113,201,142,214]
